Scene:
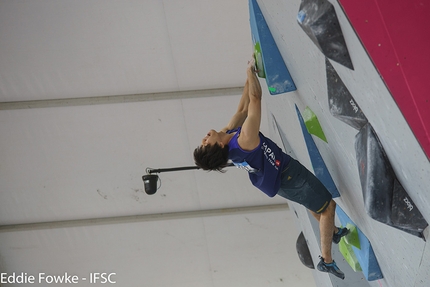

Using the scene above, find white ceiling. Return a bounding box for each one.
[0,0,253,101]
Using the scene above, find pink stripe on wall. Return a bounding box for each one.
[338,0,430,159]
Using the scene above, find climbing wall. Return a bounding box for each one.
[251,0,430,286]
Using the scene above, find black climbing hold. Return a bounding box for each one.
[297,0,354,70]
[355,123,428,240]
[326,58,367,130]
[296,232,315,269]
[390,178,428,239]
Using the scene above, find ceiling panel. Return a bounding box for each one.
[0,0,251,102]
[0,209,314,287]
[164,0,252,91]
[0,100,199,224]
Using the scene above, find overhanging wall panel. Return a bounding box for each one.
[257,0,430,286]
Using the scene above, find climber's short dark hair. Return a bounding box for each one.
[193,143,229,172]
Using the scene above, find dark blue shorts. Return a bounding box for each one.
[277,159,332,214]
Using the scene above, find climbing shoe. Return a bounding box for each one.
[317,257,345,280]
[333,227,349,244]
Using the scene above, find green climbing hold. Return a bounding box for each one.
[254,42,266,78]
[339,237,362,272]
[302,106,327,142]
[344,223,360,249]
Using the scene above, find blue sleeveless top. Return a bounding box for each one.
[227,127,291,197]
